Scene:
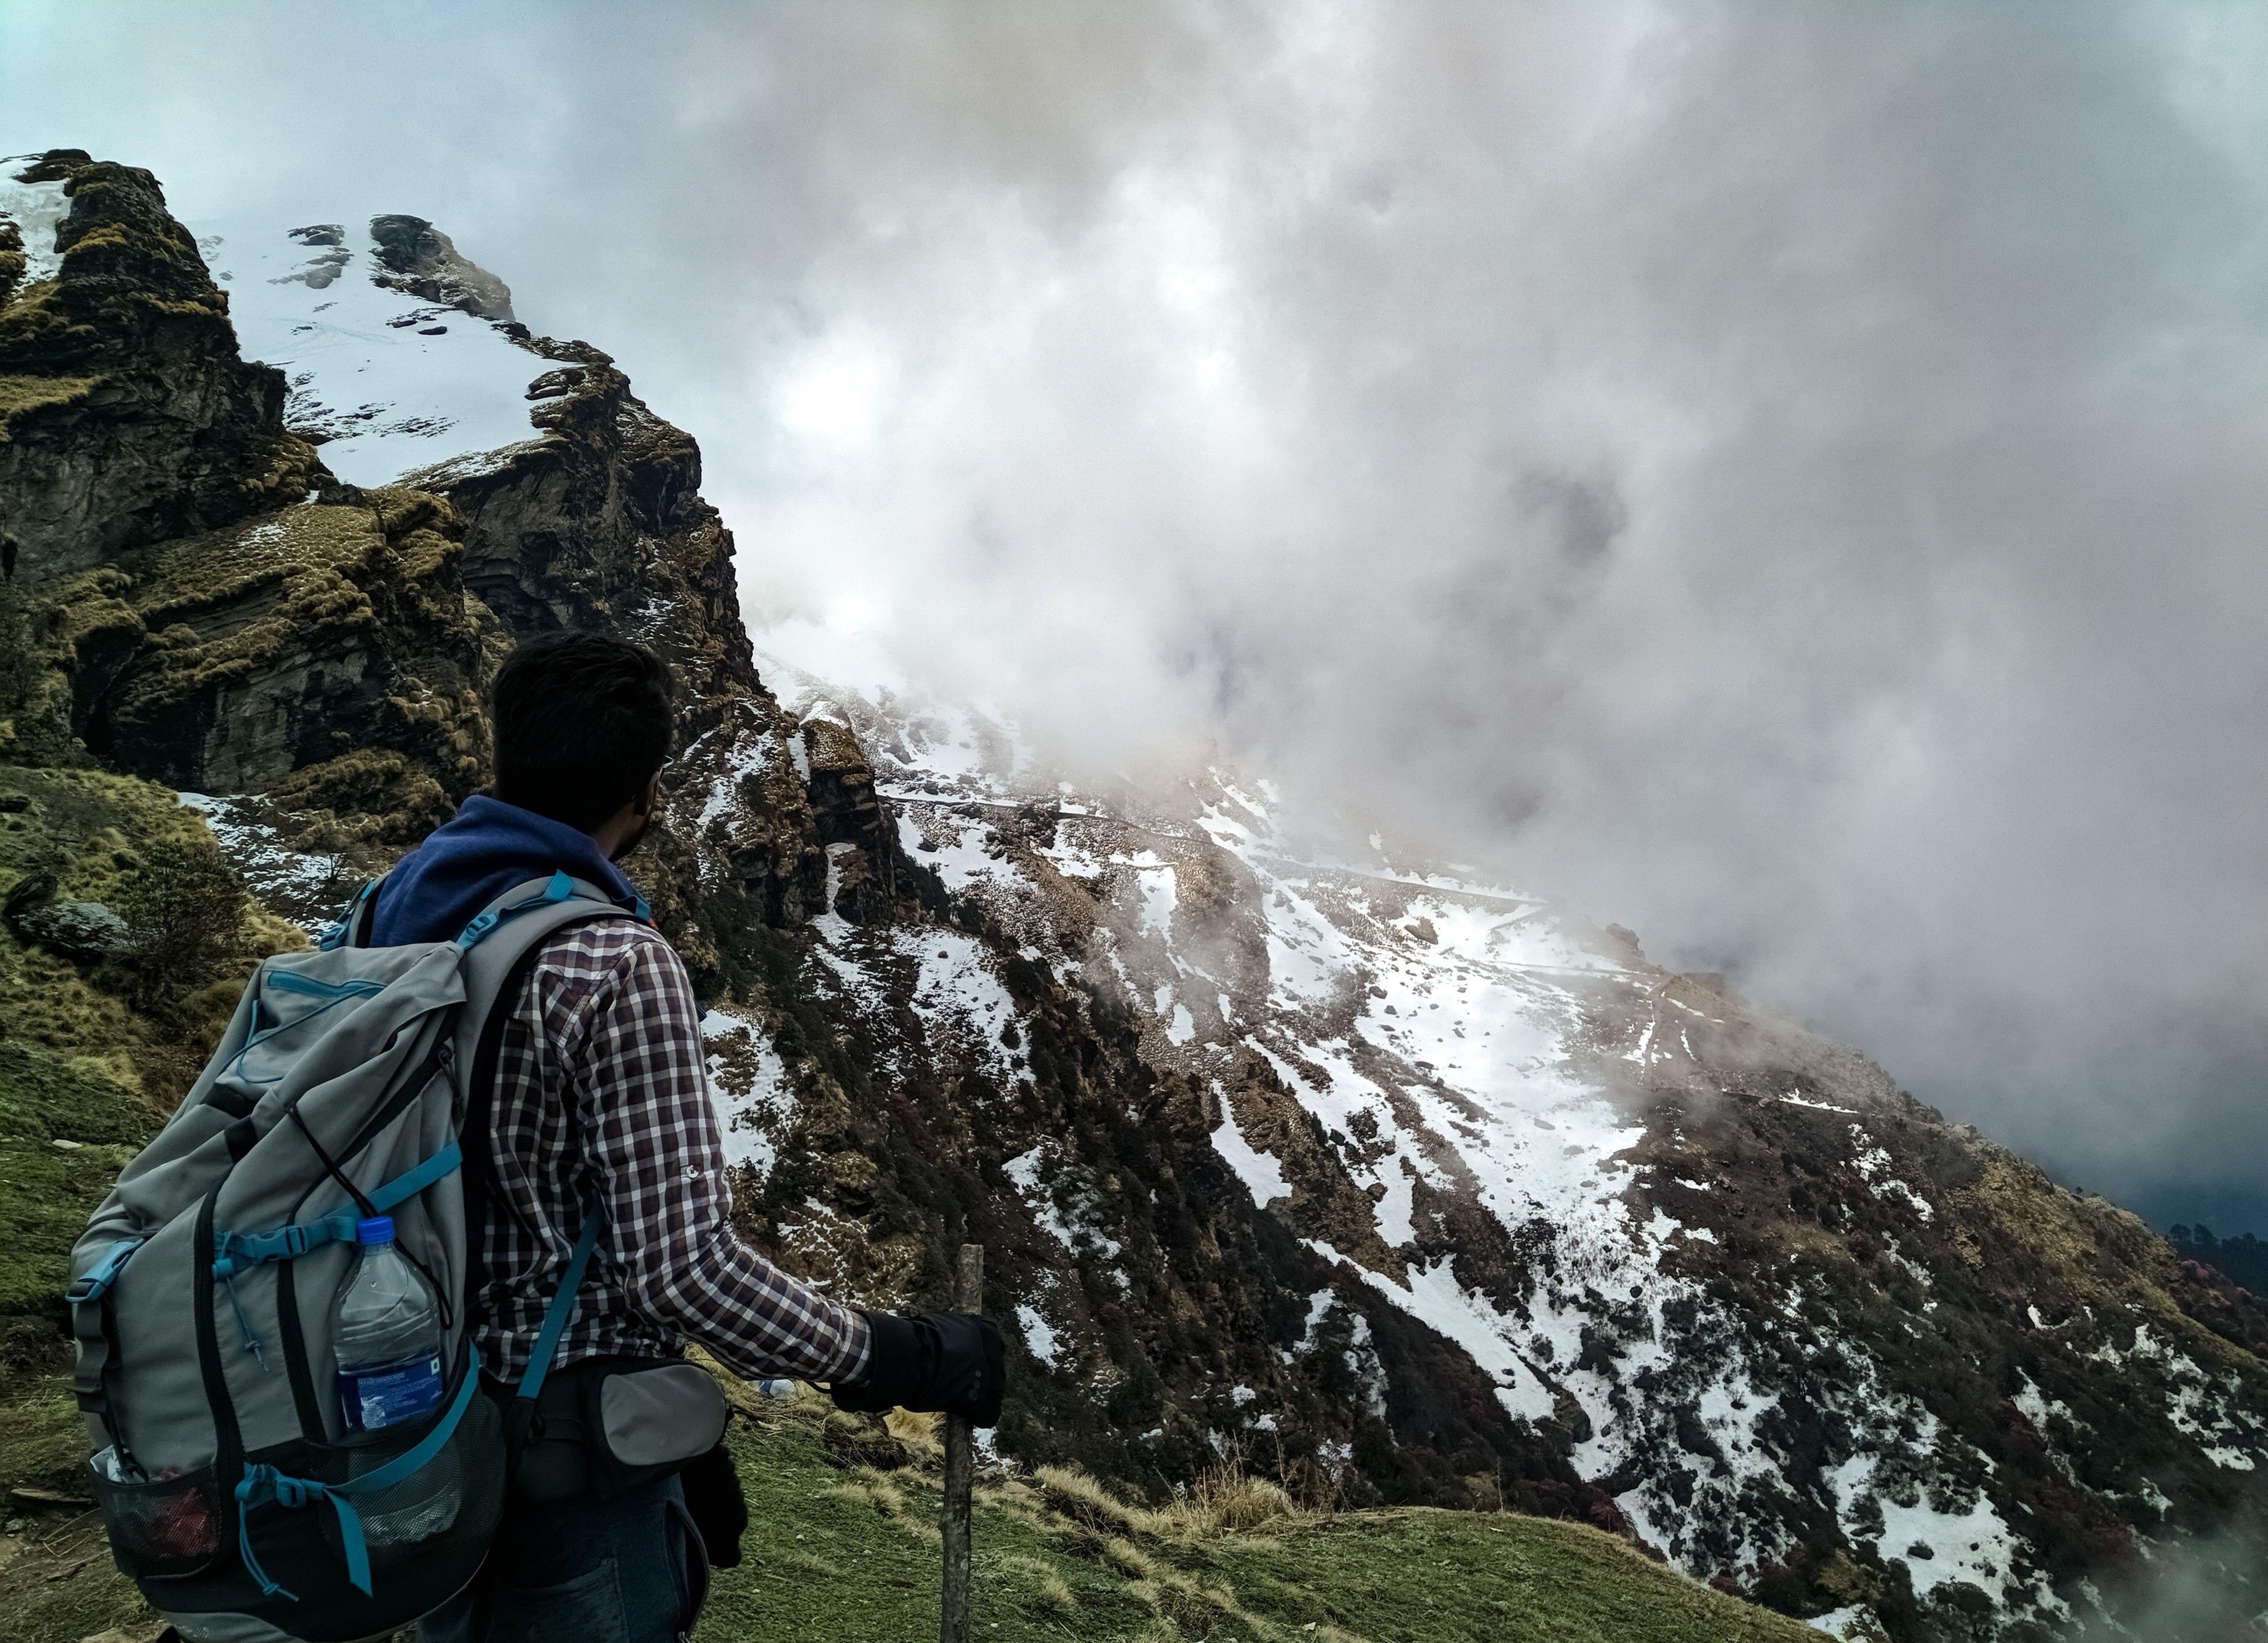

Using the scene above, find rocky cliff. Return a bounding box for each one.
[2,151,2262,1643]
[0,152,324,582]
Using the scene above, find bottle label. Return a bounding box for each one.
[339,1352,446,1432]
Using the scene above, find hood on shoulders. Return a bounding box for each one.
[369,794,644,947]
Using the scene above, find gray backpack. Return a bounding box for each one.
[68,871,640,1643]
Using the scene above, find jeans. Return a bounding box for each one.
[420,1472,710,1643]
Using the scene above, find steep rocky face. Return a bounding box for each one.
[3,168,882,945]
[100,490,497,806]
[0,152,325,580]
[398,338,899,937]
[4,482,497,837]
[369,213,516,323]
[5,154,2263,1643]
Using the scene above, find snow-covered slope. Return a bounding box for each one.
[188,214,548,485]
[724,667,2268,1642]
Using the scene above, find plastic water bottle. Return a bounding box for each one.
[333,1216,457,1543]
[334,1216,446,1431]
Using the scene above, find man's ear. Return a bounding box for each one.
[636,769,663,815]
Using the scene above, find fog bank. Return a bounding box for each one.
[7,0,2263,1230]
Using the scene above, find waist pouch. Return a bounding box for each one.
[495,1355,730,1502]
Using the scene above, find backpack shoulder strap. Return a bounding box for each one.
[447,873,651,1348]
[319,875,386,951]
[451,871,646,1151]
[453,871,647,1027]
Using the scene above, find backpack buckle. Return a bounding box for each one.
[66,1237,144,1306]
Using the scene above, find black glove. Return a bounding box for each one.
[831,1310,1005,1427]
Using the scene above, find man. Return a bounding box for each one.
[395,633,1001,1643]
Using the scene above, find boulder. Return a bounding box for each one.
[7,897,129,961]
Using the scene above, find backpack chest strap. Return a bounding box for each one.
[209,1142,463,1279]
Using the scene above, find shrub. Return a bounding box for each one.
[114,835,248,1008]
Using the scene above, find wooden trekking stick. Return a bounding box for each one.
[941,1242,984,1643]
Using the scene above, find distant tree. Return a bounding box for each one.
[115,835,249,1009]
[2168,1224,2268,1294]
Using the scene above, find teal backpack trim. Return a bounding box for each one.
[517,1211,603,1403]
[318,878,383,952]
[234,1209,602,1600]
[211,1144,464,1279]
[455,871,578,953]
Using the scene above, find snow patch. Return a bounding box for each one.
[1211,1097,1291,1206]
[1015,1303,1062,1368]
[903,928,1017,1074]
[1850,1125,1936,1219]
[0,166,69,283]
[699,1009,787,1181]
[178,791,345,932]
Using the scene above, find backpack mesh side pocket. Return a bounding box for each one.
[90,1459,225,1580]
[328,1383,506,1571]
[230,1346,506,1639]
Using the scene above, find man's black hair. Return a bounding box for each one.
[490,631,676,831]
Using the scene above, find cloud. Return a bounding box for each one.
[6,0,2265,1229]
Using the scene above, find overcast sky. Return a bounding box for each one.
[7,1,2264,1234]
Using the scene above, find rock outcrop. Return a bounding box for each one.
[397,336,899,941]
[2,890,129,962]
[368,213,515,322]
[90,489,498,810]
[0,152,326,580]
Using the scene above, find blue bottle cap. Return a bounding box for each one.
[356,1216,396,1245]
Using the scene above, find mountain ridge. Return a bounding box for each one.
[2,148,2262,1643]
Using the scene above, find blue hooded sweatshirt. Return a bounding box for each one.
[370,795,644,946]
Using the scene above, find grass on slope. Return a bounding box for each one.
[704,1389,1829,1643]
[0,765,271,1641]
[0,1371,1833,1643]
[0,1047,156,1319]
[0,768,241,1344]
[0,1381,154,1643]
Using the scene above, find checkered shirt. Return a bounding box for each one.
[470,920,870,1385]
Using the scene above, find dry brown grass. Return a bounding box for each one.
[885,1405,942,1459]
[1033,1455,1306,1549]
[1033,1463,1146,1539]
[1150,1459,1301,1540]
[1100,1535,1155,1580]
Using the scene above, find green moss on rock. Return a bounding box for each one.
[83,495,496,797]
[0,370,97,438]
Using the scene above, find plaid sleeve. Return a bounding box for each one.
[562,931,872,1384]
